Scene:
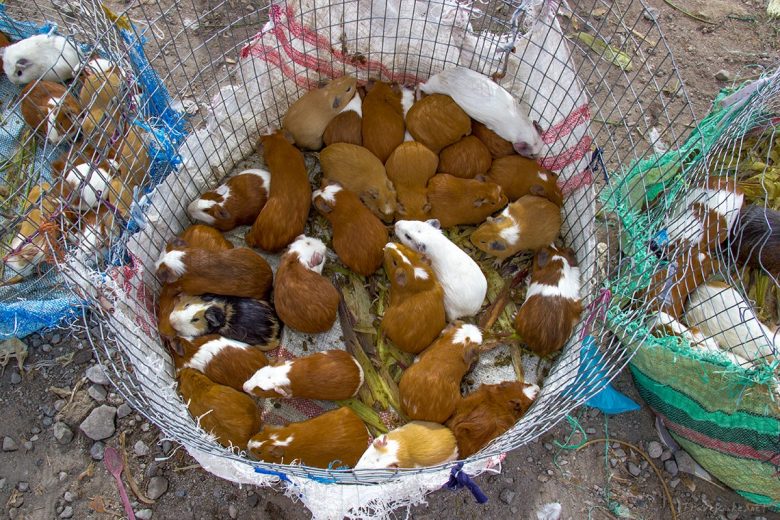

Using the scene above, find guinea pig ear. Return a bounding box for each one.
[536,249,550,268]
[426,219,441,230]
[373,435,388,448]
[15,58,31,71]
[530,184,546,197]
[204,306,225,329]
[269,445,285,459]
[170,338,185,357]
[509,398,530,415]
[473,198,488,208]
[332,96,342,109]
[490,241,506,251]
[474,174,487,183]
[214,206,230,221]
[533,120,544,136]
[313,196,334,214]
[169,237,187,249]
[394,267,407,287]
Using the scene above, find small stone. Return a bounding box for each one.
[147,476,169,500]
[136,510,153,520]
[31,426,41,434]
[161,440,173,455]
[229,504,238,519]
[51,333,62,344]
[725,512,739,520]
[175,488,187,498]
[79,405,117,441]
[117,403,132,419]
[60,506,74,518]
[145,462,160,478]
[17,481,29,492]
[134,440,150,457]
[9,508,18,519]
[64,491,76,502]
[42,403,56,417]
[0,477,6,490]
[643,7,659,20]
[247,493,259,507]
[543,443,553,451]
[586,427,596,435]
[499,488,516,505]
[23,441,33,451]
[86,365,110,385]
[141,423,150,432]
[54,400,66,412]
[647,441,663,459]
[664,460,679,477]
[88,384,107,403]
[3,436,18,451]
[72,349,93,365]
[670,478,680,489]
[511,507,518,515]
[10,371,21,384]
[525,456,533,463]
[91,441,105,461]
[660,449,672,461]
[613,448,626,458]
[609,458,617,468]
[537,475,549,483]
[42,417,53,427]
[41,344,52,353]
[627,462,641,477]
[715,69,732,82]
[53,423,74,445]
[59,472,68,481]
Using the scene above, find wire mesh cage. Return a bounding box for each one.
[0,0,701,515]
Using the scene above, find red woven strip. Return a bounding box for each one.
[269,5,339,79]
[559,168,594,196]
[541,104,590,144]
[540,134,592,171]
[287,397,327,418]
[241,43,315,89]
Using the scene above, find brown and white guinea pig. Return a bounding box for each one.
[384,142,438,221]
[354,421,458,469]
[486,155,563,206]
[177,368,261,450]
[243,350,363,400]
[173,334,269,391]
[471,120,515,158]
[470,195,562,260]
[323,86,364,147]
[155,246,273,300]
[361,80,405,163]
[4,183,60,279]
[514,245,582,357]
[399,322,483,423]
[74,204,121,260]
[282,75,358,150]
[319,142,397,223]
[437,135,492,179]
[20,80,80,145]
[247,406,369,468]
[52,147,118,212]
[381,242,446,354]
[446,380,539,458]
[169,294,280,351]
[729,204,780,276]
[176,224,234,251]
[645,247,719,320]
[274,235,339,334]
[78,60,123,152]
[405,94,471,153]
[187,169,270,231]
[312,184,388,276]
[246,131,311,252]
[427,174,508,229]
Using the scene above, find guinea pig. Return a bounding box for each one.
[0,31,9,70]
[395,219,487,320]
[55,158,116,211]
[381,242,446,354]
[243,350,363,400]
[446,380,539,458]
[319,142,397,223]
[514,244,582,357]
[437,135,492,179]
[75,204,121,260]
[20,80,80,144]
[169,294,280,351]
[355,421,458,469]
[282,75,358,150]
[175,224,234,251]
[651,311,750,367]
[79,60,123,151]
[729,204,780,276]
[155,246,273,300]
[157,284,181,341]
[361,80,405,162]
[471,120,515,158]
[247,406,369,468]
[111,124,151,192]
[1,34,80,84]
[427,174,508,229]
[246,131,311,252]
[173,334,269,391]
[486,155,563,206]
[384,141,438,221]
[177,368,261,450]
[645,247,718,320]
[274,235,339,334]
[399,322,483,423]
[312,184,388,276]
[4,184,59,279]
[400,85,416,141]
[420,67,544,158]
[470,195,562,260]
[323,87,363,147]
[405,94,471,153]
[187,169,270,231]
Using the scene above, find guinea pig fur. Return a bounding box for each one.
[246,131,312,252]
[471,195,562,260]
[381,242,446,354]
[652,311,750,367]
[170,293,280,351]
[395,219,487,320]
[4,184,59,279]
[20,80,80,144]
[155,246,273,300]
[729,204,780,276]
[427,174,508,229]
[514,245,582,357]
[54,154,117,212]
[157,284,181,341]
[177,368,261,450]
[79,60,123,150]
[486,155,563,206]
[355,421,458,469]
[0,32,9,70]
[273,235,339,334]
[111,124,151,191]
[645,247,718,320]
[471,120,515,158]
[446,381,539,458]
[319,142,397,223]
[399,322,483,423]
[361,80,405,163]
[247,406,369,468]
[173,334,269,391]
[405,94,471,153]
[323,88,363,147]
[313,184,388,276]
[1,34,80,84]
[175,224,234,252]
[282,75,358,150]
[243,350,363,400]
[384,141,438,221]
[187,169,270,231]
[437,135,492,179]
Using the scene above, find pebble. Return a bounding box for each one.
[147,476,169,500]
[134,440,150,457]
[585,427,596,435]
[53,423,74,445]
[141,423,151,432]
[725,512,739,520]
[670,478,680,489]
[41,343,52,353]
[54,400,66,412]
[117,403,132,419]
[525,456,533,463]
[715,69,732,82]
[58,472,68,481]
[10,371,21,384]
[247,493,259,507]
[613,448,626,458]
[609,458,617,468]
[664,460,679,477]
[660,449,672,461]
[499,489,516,505]
[86,365,111,385]
[31,426,40,435]
[23,441,33,451]
[17,481,29,492]
[643,6,659,20]
[136,510,153,520]
[175,488,187,498]
[161,440,173,455]
[88,384,108,403]
[60,506,74,518]
[537,475,549,483]
[42,417,53,427]
[627,462,641,477]
[79,405,117,441]
[51,333,62,345]
[42,403,56,417]
[72,349,93,365]
[3,436,18,451]
[543,443,553,451]
[229,504,238,519]
[0,477,6,490]
[647,441,663,459]
[64,491,75,503]
[91,441,106,461]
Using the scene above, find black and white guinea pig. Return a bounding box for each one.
[169,293,281,351]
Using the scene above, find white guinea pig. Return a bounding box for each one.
[1,34,80,84]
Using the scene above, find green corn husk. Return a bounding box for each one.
[337,398,387,436]
[572,31,633,71]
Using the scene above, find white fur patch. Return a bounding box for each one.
[452,324,482,345]
[313,184,342,204]
[697,252,707,263]
[354,438,400,469]
[241,168,271,192]
[403,131,414,142]
[687,188,744,229]
[6,233,43,276]
[242,362,293,395]
[170,301,210,337]
[498,221,520,245]
[351,355,364,396]
[385,242,412,266]
[288,235,328,274]
[413,267,429,280]
[46,97,63,144]
[526,257,581,301]
[215,184,231,199]
[187,198,218,224]
[155,249,187,277]
[341,93,363,117]
[270,434,294,447]
[184,337,251,372]
[400,87,415,118]
[66,164,109,209]
[523,384,540,400]
[665,209,704,247]
[247,439,266,450]
[538,172,549,182]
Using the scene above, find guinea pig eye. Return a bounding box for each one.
[190,318,199,323]
[16,70,22,77]
[404,233,411,240]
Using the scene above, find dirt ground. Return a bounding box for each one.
[1,0,780,519]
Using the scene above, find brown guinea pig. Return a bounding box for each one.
[514,245,582,357]
[381,242,446,354]
[486,155,563,206]
[384,142,438,221]
[173,334,269,391]
[312,184,388,276]
[323,87,364,147]
[355,421,458,469]
[470,195,562,260]
[21,80,80,145]
[427,174,508,228]
[246,131,311,252]
[645,247,719,320]
[446,381,539,458]
[4,183,59,280]
[0,32,10,70]
[157,284,180,340]
[247,407,369,468]
[174,224,235,252]
[177,368,261,450]
[79,60,123,152]
[472,120,515,158]
[273,235,339,334]
[187,169,270,231]
[437,135,492,179]
[399,322,483,423]
[406,94,471,153]
[361,80,405,163]
[111,124,150,193]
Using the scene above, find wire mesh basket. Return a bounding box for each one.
[0,0,700,515]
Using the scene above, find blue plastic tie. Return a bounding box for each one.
[253,466,291,483]
[443,463,488,504]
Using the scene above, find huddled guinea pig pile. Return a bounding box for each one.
[155,66,585,469]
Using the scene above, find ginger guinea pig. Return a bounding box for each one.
[176,224,234,251]
[472,120,515,158]
[427,174,508,229]
[313,184,388,276]
[319,142,397,223]
[4,184,59,279]
[246,131,311,252]
[361,80,405,162]
[385,142,438,221]
[399,322,483,423]
[187,169,270,231]
[157,284,180,340]
[274,235,339,334]
[177,368,261,450]
[405,94,471,153]
[20,80,80,144]
[53,148,118,212]
[323,87,364,147]
[247,407,369,468]
[111,124,150,192]
[645,247,718,320]
[243,350,363,400]
[355,421,458,469]
[486,155,563,206]
[446,381,539,458]
[471,195,562,260]
[437,135,492,179]
[514,245,582,357]
[79,60,123,152]
[381,242,446,354]
[173,334,269,391]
